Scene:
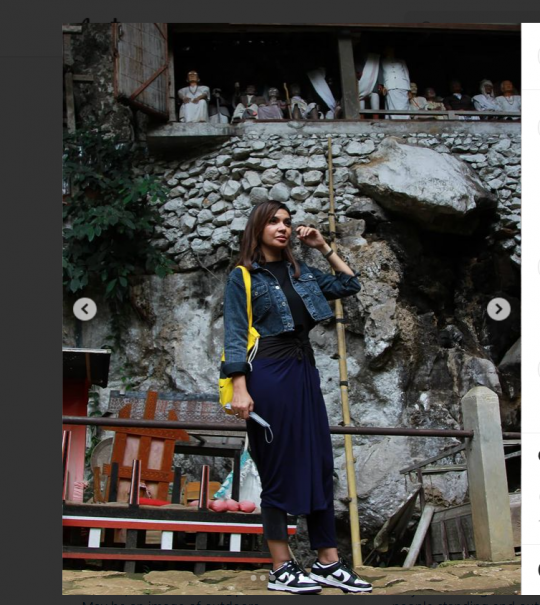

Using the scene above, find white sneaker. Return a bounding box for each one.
[309,557,373,593]
[268,559,322,594]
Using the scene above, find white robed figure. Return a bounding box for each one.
[380,47,411,119]
[357,53,381,112]
[178,71,210,123]
[472,79,499,112]
[308,68,338,118]
[496,80,521,119]
[289,83,319,120]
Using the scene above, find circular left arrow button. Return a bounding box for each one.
[73,297,97,321]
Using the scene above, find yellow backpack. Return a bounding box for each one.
[219,266,260,413]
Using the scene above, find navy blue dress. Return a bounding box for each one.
[245,261,335,517]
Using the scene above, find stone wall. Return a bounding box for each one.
[149,125,520,269]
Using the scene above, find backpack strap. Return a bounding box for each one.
[236,265,253,328]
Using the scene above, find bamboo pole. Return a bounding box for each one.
[326,136,363,567]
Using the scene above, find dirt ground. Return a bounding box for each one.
[62,558,521,596]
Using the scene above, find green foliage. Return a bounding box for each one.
[63,128,174,310]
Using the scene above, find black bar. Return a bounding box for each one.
[340,381,349,387]
[172,467,182,504]
[62,430,71,501]
[109,462,119,503]
[174,443,242,456]
[63,546,273,559]
[63,502,296,525]
[232,449,241,502]
[124,529,139,572]
[194,533,208,575]
[63,415,478,438]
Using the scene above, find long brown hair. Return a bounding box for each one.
[236,201,301,278]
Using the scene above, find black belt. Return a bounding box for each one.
[254,333,316,366]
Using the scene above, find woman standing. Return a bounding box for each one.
[222,200,372,594]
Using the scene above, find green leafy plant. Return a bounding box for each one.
[63,128,173,319]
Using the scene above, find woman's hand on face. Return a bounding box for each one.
[296,225,326,250]
[231,390,254,420]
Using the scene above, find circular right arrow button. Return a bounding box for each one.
[487,297,511,321]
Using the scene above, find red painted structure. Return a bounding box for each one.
[62,348,111,500]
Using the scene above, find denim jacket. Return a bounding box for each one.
[222,260,361,376]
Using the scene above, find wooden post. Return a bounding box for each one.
[417,468,433,566]
[337,34,359,119]
[171,467,183,504]
[62,430,71,501]
[403,504,435,568]
[128,459,141,507]
[194,465,210,574]
[167,35,176,122]
[64,72,76,133]
[63,34,74,67]
[198,464,210,511]
[462,387,515,561]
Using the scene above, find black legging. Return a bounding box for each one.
[261,505,337,550]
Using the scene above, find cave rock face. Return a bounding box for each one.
[350,137,496,233]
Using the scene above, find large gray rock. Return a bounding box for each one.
[211,200,231,214]
[242,170,262,189]
[179,215,196,234]
[304,170,323,186]
[290,186,310,201]
[365,299,398,368]
[163,198,183,212]
[350,138,496,233]
[230,216,248,233]
[303,197,322,212]
[285,170,303,186]
[277,155,308,170]
[211,227,231,245]
[215,154,232,167]
[220,180,242,201]
[261,168,283,185]
[232,193,252,210]
[314,183,329,198]
[169,185,186,198]
[345,139,376,156]
[250,187,269,204]
[191,238,213,254]
[269,182,291,202]
[197,209,213,224]
[213,209,236,226]
[307,155,327,170]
